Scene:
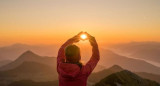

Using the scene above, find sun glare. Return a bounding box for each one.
[80,34,87,40]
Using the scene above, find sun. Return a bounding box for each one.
[80,34,87,40]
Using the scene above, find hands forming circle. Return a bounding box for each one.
[68,31,96,46]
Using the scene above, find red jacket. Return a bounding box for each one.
[57,40,100,86]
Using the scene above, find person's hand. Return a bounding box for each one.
[68,32,83,43]
[85,32,97,46]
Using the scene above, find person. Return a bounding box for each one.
[57,32,100,86]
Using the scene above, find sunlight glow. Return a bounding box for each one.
[80,34,87,40]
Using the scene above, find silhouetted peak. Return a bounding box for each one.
[23,50,35,55]
[112,65,123,69]
[108,65,123,71]
[95,69,160,86]
[18,50,39,60]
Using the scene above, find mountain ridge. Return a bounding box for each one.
[0,50,56,71]
[95,70,160,86]
[100,49,160,75]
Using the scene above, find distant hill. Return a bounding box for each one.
[89,65,160,85]
[0,50,58,85]
[99,49,160,75]
[88,65,123,84]
[0,61,58,85]
[0,43,58,61]
[0,60,12,68]
[0,61,159,86]
[95,70,160,86]
[110,42,160,63]
[0,50,105,86]
[0,50,56,71]
[0,49,160,86]
[0,50,103,72]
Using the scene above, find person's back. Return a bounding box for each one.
[57,32,100,86]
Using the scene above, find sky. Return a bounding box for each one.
[0,0,160,46]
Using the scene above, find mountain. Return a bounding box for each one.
[0,50,159,86]
[0,50,106,86]
[89,65,160,85]
[95,70,160,86]
[0,50,56,71]
[110,42,160,63]
[0,62,58,86]
[88,65,123,84]
[0,50,105,73]
[0,43,58,61]
[99,49,160,75]
[0,60,12,67]
[0,50,58,85]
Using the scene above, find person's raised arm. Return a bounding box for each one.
[57,32,82,65]
[88,34,100,61]
[83,32,100,75]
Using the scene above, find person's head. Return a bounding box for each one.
[65,44,81,63]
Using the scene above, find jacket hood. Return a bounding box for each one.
[58,63,81,78]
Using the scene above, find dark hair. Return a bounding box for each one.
[65,44,82,68]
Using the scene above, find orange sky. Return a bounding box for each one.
[0,0,160,46]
